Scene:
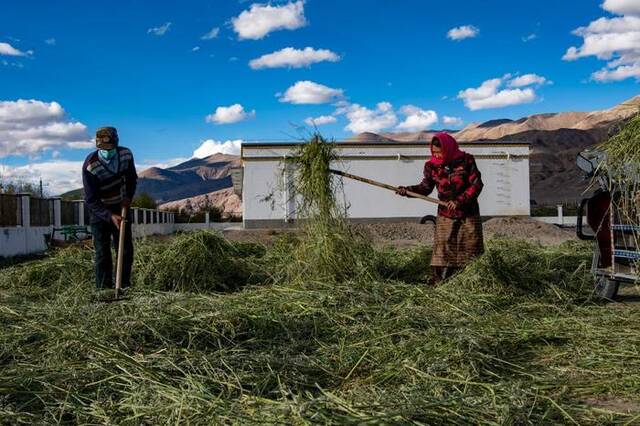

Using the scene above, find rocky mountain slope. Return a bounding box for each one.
[348,95,639,204]
[137,153,240,204]
[159,187,242,217]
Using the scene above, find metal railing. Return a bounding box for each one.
[0,194,175,229]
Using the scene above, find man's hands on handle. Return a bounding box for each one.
[111,214,123,229]
[111,199,131,229]
[395,186,408,196]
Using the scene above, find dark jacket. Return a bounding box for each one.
[82,146,137,224]
[408,153,483,219]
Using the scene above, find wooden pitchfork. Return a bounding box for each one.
[328,169,447,207]
[114,206,128,299]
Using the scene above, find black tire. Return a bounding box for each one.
[594,276,620,299]
[420,215,437,225]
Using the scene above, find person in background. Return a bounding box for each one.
[397,132,484,285]
[82,127,137,291]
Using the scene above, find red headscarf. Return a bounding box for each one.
[428,132,465,166]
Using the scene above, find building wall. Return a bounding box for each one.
[1,223,240,258]
[0,227,51,257]
[242,142,530,227]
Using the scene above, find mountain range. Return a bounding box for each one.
[347,95,639,204]
[64,95,639,212]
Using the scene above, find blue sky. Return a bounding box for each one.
[0,0,638,192]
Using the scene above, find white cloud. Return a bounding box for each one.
[201,26,220,40]
[593,63,640,81]
[304,115,337,126]
[249,47,340,69]
[342,102,397,134]
[192,139,243,158]
[232,1,306,40]
[564,7,640,82]
[192,46,201,52]
[1,160,84,194]
[0,99,91,158]
[395,105,438,132]
[138,157,190,171]
[278,81,344,104]
[205,104,255,124]
[458,74,543,110]
[522,33,537,42]
[45,38,56,46]
[603,0,640,16]
[447,25,479,41]
[508,73,549,87]
[2,59,24,68]
[0,42,32,57]
[443,116,464,127]
[147,22,172,36]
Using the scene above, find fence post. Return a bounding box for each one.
[75,201,85,226]
[143,209,147,225]
[205,211,210,225]
[52,197,62,228]
[557,204,564,226]
[16,193,30,228]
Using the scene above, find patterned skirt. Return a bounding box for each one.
[431,215,484,267]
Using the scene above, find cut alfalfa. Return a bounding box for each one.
[2,236,640,424]
[440,240,593,305]
[0,247,94,300]
[136,231,260,292]
[374,245,433,284]
[273,133,378,283]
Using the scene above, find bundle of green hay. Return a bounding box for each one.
[0,247,94,301]
[136,231,263,292]
[601,112,640,267]
[273,134,378,283]
[603,111,640,170]
[442,240,593,307]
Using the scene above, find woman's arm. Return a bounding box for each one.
[406,162,436,196]
[455,155,483,205]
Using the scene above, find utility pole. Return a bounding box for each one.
[39,178,43,197]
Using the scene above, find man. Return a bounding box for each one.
[82,127,137,291]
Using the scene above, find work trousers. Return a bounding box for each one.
[91,219,133,290]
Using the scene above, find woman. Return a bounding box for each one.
[397,132,484,284]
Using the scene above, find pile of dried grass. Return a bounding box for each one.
[271,134,378,283]
[2,238,640,424]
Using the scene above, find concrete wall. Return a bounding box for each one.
[0,227,51,257]
[1,222,241,258]
[242,142,531,228]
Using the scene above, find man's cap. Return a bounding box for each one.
[95,127,119,149]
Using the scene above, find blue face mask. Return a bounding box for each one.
[98,148,117,161]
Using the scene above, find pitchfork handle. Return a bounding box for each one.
[329,169,447,207]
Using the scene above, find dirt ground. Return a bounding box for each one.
[223,217,577,247]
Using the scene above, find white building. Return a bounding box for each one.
[240,141,530,228]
